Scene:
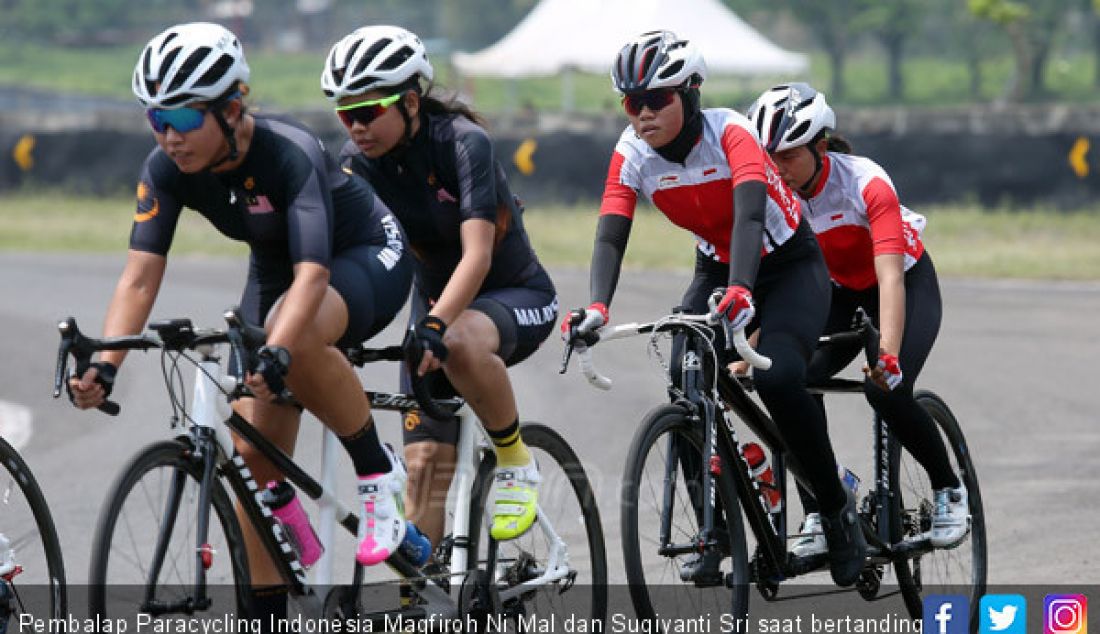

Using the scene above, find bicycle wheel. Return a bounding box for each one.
[621,404,749,624]
[891,390,987,623]
[468,422,608,625]
[0,436,66,624]
[88,439,251,618]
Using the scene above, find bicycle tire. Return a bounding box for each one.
[891,390,987,624]
[88,439,251,618]
[0,436,66,622]
[621,404,749,625]
[466,422,608,625]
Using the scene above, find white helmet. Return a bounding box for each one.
[747,82,836,153]
[132,22,249,109]
[322,25,434,102]
[611,30,707,95]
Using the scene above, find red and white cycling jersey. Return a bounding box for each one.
[599,108,801,263]
[802,153,926,291]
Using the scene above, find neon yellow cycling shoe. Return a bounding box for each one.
[489,459,540,541]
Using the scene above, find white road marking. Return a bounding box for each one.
[0,400,32,452]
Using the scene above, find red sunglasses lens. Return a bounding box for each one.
[624,90,675,116]
[338,103,386,127]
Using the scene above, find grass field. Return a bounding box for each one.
[1,192,1097,280]
[2,41,1099,112]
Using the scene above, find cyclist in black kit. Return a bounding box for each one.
[322,26,557,547]
[66,22,414,615]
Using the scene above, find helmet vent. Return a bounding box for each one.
[357,38,392,74]
[344,39,362,66]
[196,53,233,89]
[348,76,380,92]
[658,59,683,80]
[752,105,766,137]
[159,32,179,54]
[165,47,207,94]
[157,46,182,86]
[766,111,785,149]
[161,93,191,108]
[326,49,345,85]
[793,97,816,112]
[787,120,811,141]
[378,46,414,71]
[140,47,155,89]
[639,47,656,78]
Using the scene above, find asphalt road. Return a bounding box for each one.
[1,252,1097,592]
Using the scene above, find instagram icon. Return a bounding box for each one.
[1045,594,1088,634]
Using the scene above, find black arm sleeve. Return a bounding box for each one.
[590,213,633,306]
[728,180,767,290]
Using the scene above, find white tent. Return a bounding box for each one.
[452,0,807,79]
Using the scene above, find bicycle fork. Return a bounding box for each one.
[140,427,218,615]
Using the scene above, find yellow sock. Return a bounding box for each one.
[489,420,531,466]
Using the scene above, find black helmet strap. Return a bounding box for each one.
[654,85,703,166]
[204,89,242,170]
[797,131,829,195]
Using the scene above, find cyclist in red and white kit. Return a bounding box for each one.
[748,83,969,552]
[566,31,866,587]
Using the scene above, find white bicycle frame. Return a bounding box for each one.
[185,343,572,607]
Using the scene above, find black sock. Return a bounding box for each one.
[248,585,288,631]
[339,417,391,476]
[487,418,530,466]
[486,419,521,447]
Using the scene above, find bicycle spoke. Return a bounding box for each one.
[91,441,247,616]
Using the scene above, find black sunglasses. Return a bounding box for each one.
[622,89,678,116]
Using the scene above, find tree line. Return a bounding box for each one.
[730,0,1100,101]
[1,0,1096,103]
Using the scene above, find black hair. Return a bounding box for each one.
[210,82,247,115]
[415,80,485,127]
[825,132,853,154]
[392,77,485,144]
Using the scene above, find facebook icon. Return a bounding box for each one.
[925,595,970,634]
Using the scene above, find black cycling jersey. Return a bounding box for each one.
[130,114,411,346]
[131,115,398,271]
[340,112,544,298]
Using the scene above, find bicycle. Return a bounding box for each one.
[0,434,66,631]
[52,308,607,626]
[562,304,985,627]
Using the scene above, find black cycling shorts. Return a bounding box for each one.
[238,244,414,352]
[402,269,557,446]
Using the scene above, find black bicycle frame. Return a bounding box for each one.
[663,319,929,586]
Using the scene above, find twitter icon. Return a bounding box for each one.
[981,594,1027,634]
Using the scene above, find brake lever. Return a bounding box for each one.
[53,318,76,398]
[559,341,574,375]
[706,290,735,350]
[55,317,121,416]
[853,308,881,366]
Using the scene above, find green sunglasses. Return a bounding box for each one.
[335,93,403,127]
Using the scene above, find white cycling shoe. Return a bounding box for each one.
[929,483,970,549]
[355,445,408,566]
[791,512,827,557]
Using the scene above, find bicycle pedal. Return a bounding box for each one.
[787,552,829,576]
[679,551,723,587]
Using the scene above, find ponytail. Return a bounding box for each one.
[412,77,485,127]
[825,133,853,154]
